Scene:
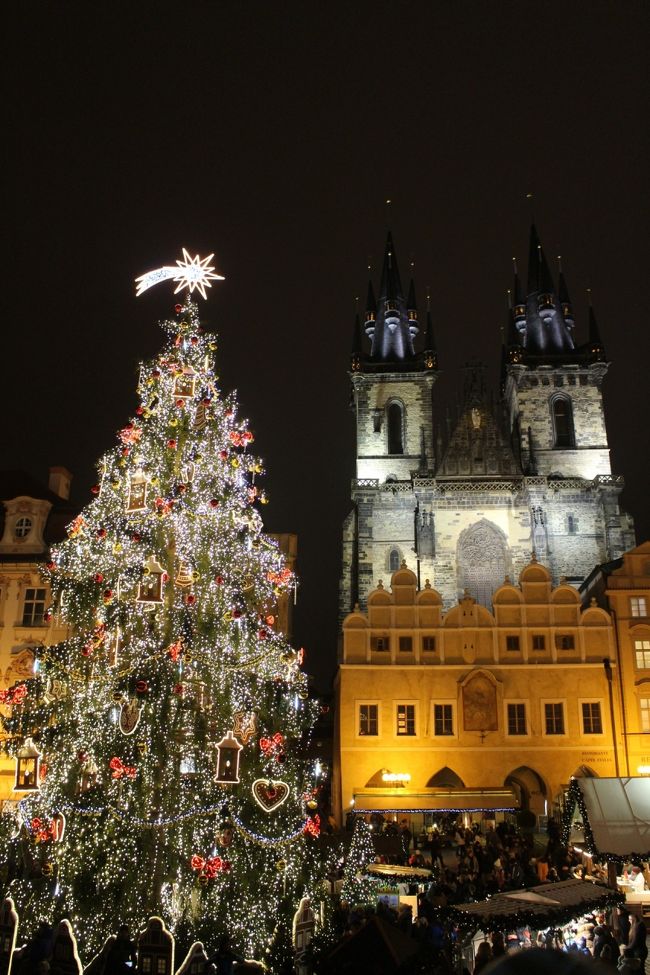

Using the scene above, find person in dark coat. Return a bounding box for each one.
[104,926,136,975]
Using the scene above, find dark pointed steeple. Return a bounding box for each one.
[527,223,555,296]
[407,276,419,341]
[557,256,574,329]
[423,291,438,371]
[379,231,404,310]
[351,311,363,372]
[515,223,575,357]
[364,278,377,340]
[587,290,606,360]
[512,258,526,333]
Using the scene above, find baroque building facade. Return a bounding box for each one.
[340,227,635,618]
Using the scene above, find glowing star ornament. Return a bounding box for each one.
[135,249,224,299]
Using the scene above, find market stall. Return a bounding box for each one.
[562,776,650,906]
[444,877,623,971]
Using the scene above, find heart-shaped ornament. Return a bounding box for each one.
[252,779,290,812]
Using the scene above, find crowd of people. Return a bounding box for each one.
[331,816,650,974]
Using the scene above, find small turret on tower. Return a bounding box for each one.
[512,258,526,332]
[407,277,419,340]
[586,290,606,361]
[557,256,575,329]
[364,279,377,341]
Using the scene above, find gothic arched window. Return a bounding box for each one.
[388,548,401,572]
[551,395,574,448]
[457,519,509,608]
[387,402,404,455]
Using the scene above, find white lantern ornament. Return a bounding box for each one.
[214,731,243,784]
[137,556,166,605]
[127,470,148,512]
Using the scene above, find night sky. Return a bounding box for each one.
[6,1,649,689]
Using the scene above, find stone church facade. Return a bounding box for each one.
[340,226,635,618]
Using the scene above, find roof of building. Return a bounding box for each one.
[0,470,75,555]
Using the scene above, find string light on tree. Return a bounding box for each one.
[0,256,322,968]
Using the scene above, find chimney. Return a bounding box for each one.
[49,466,72,501]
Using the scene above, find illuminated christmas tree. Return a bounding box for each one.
[1,258,323,966]
[340,818,378,909]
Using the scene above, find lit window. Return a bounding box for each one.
[14,517,32,539]
[433,703,453,736]
[635,640,650,669]
[22,588,47,627]
[358,704,378,736]
[640,699,650,732]
[422,636,436,652]
[582,702,603,735]
[507,703,527,736]
[544,702,565,735]
[631,597,648,618]
[399,636,413,652]
[396,704,416,736]
[371,636,389,652]
[506,635,520,652]
[532,635,546,651]
[556,634,575,650]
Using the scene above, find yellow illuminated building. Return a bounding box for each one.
[333,556,643,828]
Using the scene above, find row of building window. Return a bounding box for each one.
[358,700,604,738]
[371,634,576,653]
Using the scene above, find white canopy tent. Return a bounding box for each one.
[567,776,650,859]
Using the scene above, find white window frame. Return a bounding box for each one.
[431,700,457,739]
[541,699,567,738]
[504,700,530,738]
[21,587,48,628]
[639,697,650,733]
[635,639,650,669]
[631,597,648,618]
[357,701,380,739]
[579,698,605,736]
[14,517,33,539]
[394,701,418,738]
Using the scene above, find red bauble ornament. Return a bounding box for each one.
[46,561,56,571]
[214,575,224,585]
[232,609,242,619]
[152,369,161,379]
[122,447,130,457]
[162,572,170,583]
[81,646,93,657]
[176,398,185,408]
[202,397,211,405]
[190,336,199,346]
[185,594,196,606]
[91,484,100,495]
[174,303,183,313]
[173,683,185,696]
[258,629,268,640]
[167,439,177,450]
[43,610,52,623]
[96,529,107,539]
[131,532,141,542]
[219,450,228,460]
[94,573,104,584]
[136,406,144,416]
[209,499,219,508]
[135,680,149,694]
[103,589,113,602]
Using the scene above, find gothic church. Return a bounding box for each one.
[340,226,635,616]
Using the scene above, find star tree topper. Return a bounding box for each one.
[135,249,225,299]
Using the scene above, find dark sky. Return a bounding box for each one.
[6,1,649,689]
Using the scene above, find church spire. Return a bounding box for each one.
[365,232,418,362]
[586,290,606,360]
[516,223,575,357]
[557,256,574,329]
[364,278,377,341]
[423,290,438,371]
